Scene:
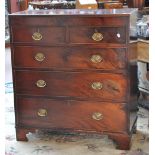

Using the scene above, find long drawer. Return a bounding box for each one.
[13,46,127,70]
[16,96,128,133]
[11,26,126,45]
[10,16,128,27]
[14,71,128,101]
[10,15,128,45]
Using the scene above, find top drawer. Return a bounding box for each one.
[11,26,66,44]
[69,26,126,44]
[10,16,128,27]
[10,16,128,45]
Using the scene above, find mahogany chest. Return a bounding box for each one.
[9,9,138,150]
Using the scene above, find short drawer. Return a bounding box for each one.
[16,97,128,133]
[11,26,66,44]
[14,71,128,101]
[13,46,126,70]
[69,26,126,44]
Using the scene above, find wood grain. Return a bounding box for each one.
[13,46,127,70]
[137,41,149,62]
[69,26,126,44]
[9,9,137,149]
[14,70,128,101]
[16,96,128,133]
[11,26,66,44]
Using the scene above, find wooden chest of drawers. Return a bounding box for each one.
[9,9,138,150]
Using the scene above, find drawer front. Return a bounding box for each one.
[10,16,128,45]
[13,46,126,70]
[69,26,126,44]
[10,16,128,27]
[14,71,128,101]
[11,26,66,44]
[16,97,128,133]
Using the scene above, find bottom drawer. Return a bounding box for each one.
[16,97,128,133]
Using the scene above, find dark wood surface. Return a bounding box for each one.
[10,16,128,26]
[16,96,128,133]
[11,26,66,44]
[11,26,126,44]
[9,9,138,150]
[13,46,127,70]
[10,16,129,47]
[14,71,128,101]
[69,26,126,44]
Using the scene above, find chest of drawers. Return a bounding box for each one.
[9,9,138,150]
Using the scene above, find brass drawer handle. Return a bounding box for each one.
[92,32,103,42]
[90,54,103,63]
[92,112,103,121]
[32,32,42,41]
[36,80,46,88]
[37,109,47,117]
[34,53,45,62]
[91,82,103,90]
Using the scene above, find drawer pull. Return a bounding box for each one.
[91,82,103,90]
[92,112,103,121]
[34,53,45,62]
[92,32,103,42]
[37,109,47,117]
[32,32,42,41]
[36,80,46,88]
[90,54,103,63]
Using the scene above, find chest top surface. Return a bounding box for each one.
[9,8,137,17]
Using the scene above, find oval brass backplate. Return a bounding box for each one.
[37,109,47,117]
[91,82,103,90]
[92,32,103,42]
[34,53,45,62]
[32,32,42,41]
[36,80,46,88]
[92,112,103,121]
[90,54,103,63]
